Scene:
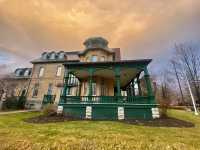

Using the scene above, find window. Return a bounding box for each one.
[24,69,30,76]
[58,52,65,59]
[91,55,98,62]
[100,56,105,62]
[32,83,39,97]
[16,70,21,76]
[56,66,62,76]
[42,53,48,59]
[50,53,56,59]
[38,67,44,77]
[47,83,53,95]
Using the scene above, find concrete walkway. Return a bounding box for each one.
[0,109,38,115]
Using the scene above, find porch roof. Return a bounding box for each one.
[63,59,152,67]
[63,59,152,88]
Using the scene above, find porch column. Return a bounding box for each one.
[62,68,69,97]
[131,81,135,96]
[115,67,121,96]
[88,68,94,96]
[59,68,69,103]
[137,77,142,96]
[144,66,153,96]
[78,82,82,96]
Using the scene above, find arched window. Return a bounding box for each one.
[38,67,44,77]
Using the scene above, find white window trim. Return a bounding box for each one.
[38,67,44,77]
[56,66,62,77]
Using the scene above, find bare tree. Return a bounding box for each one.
[172,43,200,104]
[0,75,17,99]
[170,60,185,104]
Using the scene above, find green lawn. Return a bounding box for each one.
[0,110,200,150]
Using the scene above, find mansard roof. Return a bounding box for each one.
[14,68,32,78]
[31,50,80,64]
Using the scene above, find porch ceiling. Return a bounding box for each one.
[72,67,141,87]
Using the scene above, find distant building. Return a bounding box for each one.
[1,37,159,120]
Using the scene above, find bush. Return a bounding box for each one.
[2,97,18,110]
[1,96,26,110]
[158,99,170,118]
[42,104,58,116]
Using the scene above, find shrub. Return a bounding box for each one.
[158,99,170,118]
[42,104,58,116]
[17,96,26,109]
[2,97,18,110]
[1,96,27,110]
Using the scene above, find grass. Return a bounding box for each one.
[0,110,200,150]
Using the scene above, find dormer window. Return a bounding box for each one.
[42,52,48,59]
[24,69,30,76]
[50,53,56,59]
[58,53,65,59]
[16,70,21,76]
[91,55,98,62]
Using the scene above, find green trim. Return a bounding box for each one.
[114,67,121,97]
[88,68,94,96]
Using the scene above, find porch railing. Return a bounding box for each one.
[59,96,155,104]
[42,95,56,105]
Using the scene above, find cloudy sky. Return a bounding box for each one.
[0,0,200,74]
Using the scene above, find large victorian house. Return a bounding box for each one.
[2,37,159,120]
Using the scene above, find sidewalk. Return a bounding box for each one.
[0,109,38,115]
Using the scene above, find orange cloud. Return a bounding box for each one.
[0,0,199,64]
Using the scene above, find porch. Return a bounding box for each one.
[58,60,159,120]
